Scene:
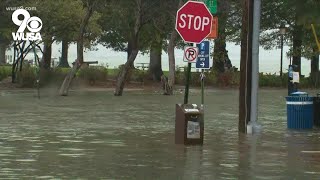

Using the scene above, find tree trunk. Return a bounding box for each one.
[59,3,94,96]
[167,30,178,95]
[114,0,142,96]
[292,27,302,75]
[165,0,183,95]
[59,39,70,68]
[311,47,319,87]
[161,74,171,95]
[149,39,163,81]
[114,49,139,96]
[59,60,81,96]
[127,41,132,61]
[292,18,302,75]
[0,43,6,65]
[127,41,135,68]
[311,47,319,74]
[77,40,84,63]
[41,42,52,69]
[213,37,227,74]
[77,3,94,63]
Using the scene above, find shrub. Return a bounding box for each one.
[78,66,108,85]
[175,66,185,85]
[300,77,313,89]
[190,72,201,86]
[0,66,11,81]
[39,68,69,87]
[17,66,37,88]
[130,68,145,82]
[259,73,287,87]
[206,71,218,86]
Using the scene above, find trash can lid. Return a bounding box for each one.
[291,91,308,96]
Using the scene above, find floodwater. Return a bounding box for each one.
[0,89,319,179]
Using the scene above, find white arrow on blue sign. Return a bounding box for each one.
[196,41,210,69]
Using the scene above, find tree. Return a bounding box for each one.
[77,0,101,63]
[145,0,181,82]
[99,0,164,96]
[0,0,16,65]
[30,0,59,69]
[114,0,157,96]
[99,0,136,63]
[59,0,103,96]
[166,0,184,95]
[212,0,232,74]
[148,32,163,81]
[54,0,84,68]
[258,0,320,76]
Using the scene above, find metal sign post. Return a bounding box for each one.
[175,1,215,145]
[200,70,205,106]
[184,63,192,104]
[196,41,210,109]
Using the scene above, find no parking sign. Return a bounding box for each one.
[183,46,199,63]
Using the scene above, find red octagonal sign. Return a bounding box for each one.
[176,1,213,44]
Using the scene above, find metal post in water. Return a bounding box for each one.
[33,43,40,99]
[184,62,192,104]
[250,0,261,129]
[280,34,284,77]
[201,69,204,106]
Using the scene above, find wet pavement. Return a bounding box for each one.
[0,89,319,179]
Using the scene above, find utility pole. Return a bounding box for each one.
[280,34,284,77]
[250,0,261,127]
[239,0,254,133]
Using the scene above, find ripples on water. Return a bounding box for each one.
[0,89,319,179]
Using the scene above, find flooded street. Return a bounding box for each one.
[0,89,319,179]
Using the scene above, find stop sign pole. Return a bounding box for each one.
[175,1,213,104]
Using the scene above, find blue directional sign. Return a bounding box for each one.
[196,41,210,69]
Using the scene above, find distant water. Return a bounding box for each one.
[6,42,311,75]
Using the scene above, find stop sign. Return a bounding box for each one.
[176,1,213,44]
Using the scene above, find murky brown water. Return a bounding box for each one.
[0,89,319,179]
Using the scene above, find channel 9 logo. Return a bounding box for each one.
[11,9,42,41]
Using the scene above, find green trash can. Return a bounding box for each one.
[286,92,314,129]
